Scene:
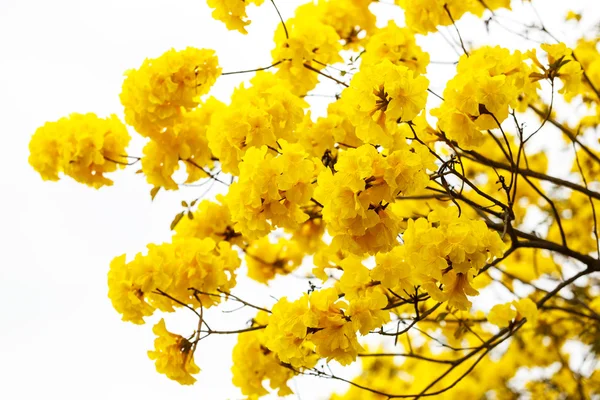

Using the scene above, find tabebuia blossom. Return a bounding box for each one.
[27,0,600,398]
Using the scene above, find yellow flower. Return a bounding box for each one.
[306,288,364,365]
[400,207,504,309]
[207,0,265,34]
[207,72,306,175]
[107,254,155,324]
[264,287,375,367]
[398,0,482,35]
[141,140,180,190]
[271,16,343,95]
[432,46,537,148]
[28,113,131,188]
[362,20,429,74]
[174,196,242,246]
[148,319,200,385]
[539,43,583,98]
[225,144,316,239]
[120,47,221,138]
[263,296,318,368]
[488,303,517,327]
[513,298,538,324]
[245,236,304,284]
[441,270,479,310]
[289,217,327,255]
[295,0,376,50]
[372,246,415,295]
[343,60,429,147]
[566,10,582,21]
[231,312,296,397]
[107,238,240,323]
[139,97,223,190]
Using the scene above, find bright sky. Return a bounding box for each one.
[0,0,598,399]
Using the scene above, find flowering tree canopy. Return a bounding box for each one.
[28,0,600,398]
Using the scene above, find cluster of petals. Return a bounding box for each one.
[206,0,264,34]
[264,288,368,367]
[432,46,539,148]
[231,311,297,397]
[398,0,510,34]
[148,319,200,385]
[401,207,505,309]
[271,16,343,95]
[28,113,130,188]
[120,47,221,139]
[245,236,304,283]
[225,142,317,239]
[342,59,429,148]
[207,73,306,175]
[315,143,435,255]
[108,237,240,324]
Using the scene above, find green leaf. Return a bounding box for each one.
[170,212,185,230]
[150,186,161,201]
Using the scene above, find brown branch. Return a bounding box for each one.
[303,63,349,87]
[221,60,284,76]
[529,104,600,165]
[269,0,288,39]
[462,151,600,202]
[358,352,456,365]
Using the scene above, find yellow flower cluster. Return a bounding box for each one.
[488,298,538,327]
[315,143,435,254]
[432,46,539,148]
[574,39,600,100]
[296,100,363,158]
[225,142,317,239]
[148,319,200,385]
[29,0,600,396]
[206,0,265,34]
[294,0,375,50]
[289,216,326,254]
[397,0,510,34]
[343,59,429,147]
[245,236,304,284]
[141,98,223,189]
[28,113,131,188]
[262,256,393,368]
[272,16,343,95]
[174,196,242,245]
[574,39,600,126]
[119,48,222,189]
[108,237,240,324]
[264,288,369,367]
[207,73,307,174]
[336,256,391,332]
[231,312,296,397]
[399,207,504,310]
[361,21,429,74]
[120,47,221,140]
[529,43,583,100]
[372,246,415,296]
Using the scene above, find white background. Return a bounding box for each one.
[0,0,598,399]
